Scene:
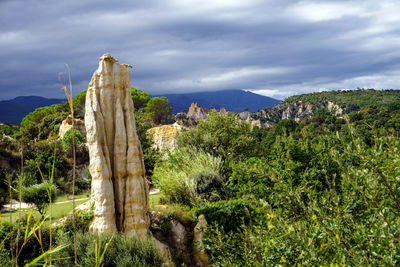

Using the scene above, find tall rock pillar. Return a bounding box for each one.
[85,53,149,237]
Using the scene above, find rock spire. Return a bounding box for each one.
[85,53,149,236]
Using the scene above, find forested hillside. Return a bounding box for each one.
[249,88,400,126]
[0,96,65,123]
[285,88,400,110]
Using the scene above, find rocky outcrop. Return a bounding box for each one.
[193,215,210,266]
[58,115,86,139]
[85,54,149,236]
[249,100,344,127]
[147,123,186,151]
[175,103,232,127]
[150,210,198,266]
[187,103,210,122]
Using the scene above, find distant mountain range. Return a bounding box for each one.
[0,90,279,123]
[153,90,280,113]
[0,96,65,123]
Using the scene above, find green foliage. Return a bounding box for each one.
[0,124,18,137]
[62,129,87,159]
[56,204,94,235]
[195,199,260,232]
[22,140,68,191]
[134,109,160,178]
[145,96,172,125]
[227,157,272,199]
[72,90,87,119]
[178,111,257,160]
[59,232,164,267]
[17,91,88,143]
[17,104,69,143]
[285,88,400,110]
[203,134,400,266]
[22,183,56,215]
[131,87,150,110]
[153,148,224,207]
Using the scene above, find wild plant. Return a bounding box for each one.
[61,64,78,266]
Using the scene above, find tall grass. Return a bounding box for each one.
[153,147,224,207]
[61,64,78,266]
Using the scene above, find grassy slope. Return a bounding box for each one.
[1,193,89,225]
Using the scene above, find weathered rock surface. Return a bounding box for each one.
[193,215,210,266]
[247,100,344,127]
[187,102,210,122]
[174,103,233,127]
[85,54,149,236]
[59,115,86,139]
[147,123,186,151]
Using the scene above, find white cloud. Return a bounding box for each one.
[157,66,293,91]
[201,67,292,84]
[246,89,293,99]
[287,1,368,22]
[249,69,400,100]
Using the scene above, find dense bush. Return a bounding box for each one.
[62,129,88,160]
[153,148,224,207]
[17,104,69,143]
[134,109,160,178]
[195,199,261,232]
[0,221,52,266]
[202,135,400,266]
[0,124,18,137]
[178,111,257,160]
[56,203,94,235]
[22,183,56,215]
[22,139,67,188]
[59,232,164,267]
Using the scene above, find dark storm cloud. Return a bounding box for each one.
[1,0,400,100]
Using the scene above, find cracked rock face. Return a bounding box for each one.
[85,53,149,237]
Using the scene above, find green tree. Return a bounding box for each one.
[178,111,257,160]
[72,90,87,119]
[22,183,56,215]
[134,109,160,178]
[62,129,87,160]
[131,87,150,110]
[145,97,172,125]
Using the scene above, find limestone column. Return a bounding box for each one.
[85,53,149,236]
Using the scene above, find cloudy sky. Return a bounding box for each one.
[1,0,400,100]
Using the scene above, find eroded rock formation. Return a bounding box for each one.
[193,215,210,266]
[147,123,186,151]
[187,103,210,121]
[59,115,86,139]
[85,54,149,236]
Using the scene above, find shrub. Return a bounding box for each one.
[22,183,56,215]
[227,157,272,199]
[59,232,164,267]
[134,109,160,178]
[195,199,261,232]
[153,148,224,207]
[0,222,52,266]
[62,129,87,158]
[178,111,257,160]
[57,203,94,235]
[203,135,400,266]
[22,139,68,192]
